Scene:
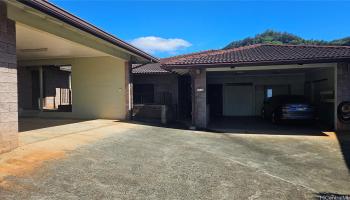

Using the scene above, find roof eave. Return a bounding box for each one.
[133,72,172,75]
[17,0,159,63]
[162,57,350,69]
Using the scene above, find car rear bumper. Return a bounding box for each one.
[281,112,314,120]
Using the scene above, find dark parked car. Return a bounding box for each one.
[262,95,315,123]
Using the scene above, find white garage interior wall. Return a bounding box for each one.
[223,84,253,116]
[207,63,335,126]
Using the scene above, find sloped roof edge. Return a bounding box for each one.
[17,0,159,62]
[162,44,350,69]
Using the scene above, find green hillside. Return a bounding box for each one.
[224,30,350,49]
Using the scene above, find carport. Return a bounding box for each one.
[162,44,350,131]
[206,64,335,132]
[0,1,157,153]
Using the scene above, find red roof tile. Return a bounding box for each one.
[162,44,350,68]
[132,63,170,74]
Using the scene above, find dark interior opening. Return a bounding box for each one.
[134,84,155,104]
[31,70,40,110]
[178,75,192,120]
[207,84,223,117]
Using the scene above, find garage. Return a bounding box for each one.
[161,44,350,132]
[206,64,335,133]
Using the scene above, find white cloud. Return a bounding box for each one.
[130,36,191,54]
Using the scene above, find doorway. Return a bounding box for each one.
[178,75,192,120]
[208,84,223,117]
[31,70,40,110]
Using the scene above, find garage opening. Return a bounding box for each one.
[18,65,72,113]
[207,65,335,134]
[15,22,107,132]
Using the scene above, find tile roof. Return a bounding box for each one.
[161,44,350,68]
[132,63,170,74]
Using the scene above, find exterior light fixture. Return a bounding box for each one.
[60,65,72,72]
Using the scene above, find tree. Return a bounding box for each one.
[224,30,350,49]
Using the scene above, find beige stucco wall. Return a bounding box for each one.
[72,57,126,119]
[18,56,127,120]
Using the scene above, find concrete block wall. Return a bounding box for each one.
[336,62,350,131]
[133,104,174,124]
[0,2,18,153]
[191,69,207,128]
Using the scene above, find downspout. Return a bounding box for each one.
[128,61,133,120]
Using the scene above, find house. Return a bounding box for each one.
[0,0,157,153]
[133,44,350,131]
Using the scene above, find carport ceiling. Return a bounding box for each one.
[16,23,108,61]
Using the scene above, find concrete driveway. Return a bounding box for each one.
[0,118,349,199]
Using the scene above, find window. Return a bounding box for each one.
[134,84,154,104]
[266,88,273,98]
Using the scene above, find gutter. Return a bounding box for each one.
[17,0,159,63]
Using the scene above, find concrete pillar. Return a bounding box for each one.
[336,62,350,131]
[161,105,167,124]
[191,68,207,129]
[0,1,18,153]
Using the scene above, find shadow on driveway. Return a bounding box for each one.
[208,117,330,136]
[335,131,350,173]
[128,117,350,175]
[19,117,86,132]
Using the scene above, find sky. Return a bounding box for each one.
[51,0,350,58]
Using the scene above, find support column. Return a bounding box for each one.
[125,61,133,120]
[39,66,44,111]
[336,62,350,131]
[191,68,207,129]
[0,1,18,153]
